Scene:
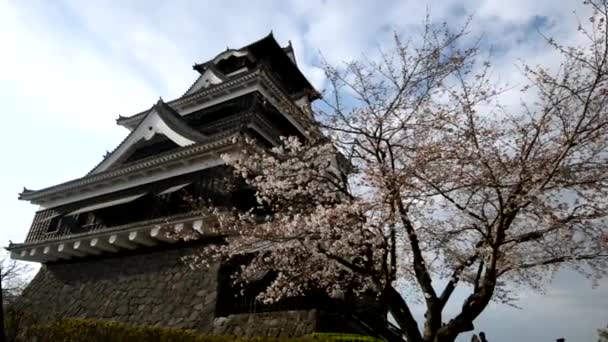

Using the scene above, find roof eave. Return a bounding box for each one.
[116,69,262,128]
[254,34,319,100]
[18,134,241,204]
[7,212,214,263]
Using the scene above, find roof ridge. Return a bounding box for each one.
[182,64,229,97]
[117,68,261,125]
[89,104,157,175]
[88,99,212,176]
[192,32,275,71]
[19,133,240,201]
[154,99,208,143]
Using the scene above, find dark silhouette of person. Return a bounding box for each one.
[479,331,488,342]
[471,334,481,342]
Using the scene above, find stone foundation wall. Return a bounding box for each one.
[17,247,317,337]
[212,310,317,338]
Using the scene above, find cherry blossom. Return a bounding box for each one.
[180,2,608,341]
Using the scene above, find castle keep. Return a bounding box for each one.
[8,34,396,339]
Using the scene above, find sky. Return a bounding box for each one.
[0,0,606,341]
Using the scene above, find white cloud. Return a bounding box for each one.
[0,1,158,135]
[0,1,605,341]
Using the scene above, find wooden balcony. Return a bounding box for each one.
[9,211,213,263]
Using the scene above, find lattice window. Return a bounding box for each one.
[46,216,60,233]
[25,209,61,242]
[216,256,321,316]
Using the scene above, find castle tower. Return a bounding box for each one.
[8,34,397,339]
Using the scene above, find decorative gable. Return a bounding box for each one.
[183,67,226,96]
[90,99,208,174]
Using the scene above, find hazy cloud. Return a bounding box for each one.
[0,1,604,341]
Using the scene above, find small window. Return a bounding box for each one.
[47,216,61,233]
[231,188,258,211]
[77,213,97,227]
[216,255,318,316]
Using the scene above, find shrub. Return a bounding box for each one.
[4,304,39,342]
[310,333,383,341]
[22,319,383,342]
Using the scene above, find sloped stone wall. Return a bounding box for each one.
[16,246,317,337]
[212,310,317,338]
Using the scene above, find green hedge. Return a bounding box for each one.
[310,333,383,341]
[23,319,383,342]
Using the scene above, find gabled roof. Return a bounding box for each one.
[182,64,228,97]
[117,33,319,129]
[282,41,297,65]
[18,132,239,206]
[192,32,317,98]
[154,99,209,142]
[89,99,209,175]
[116,68,262,130]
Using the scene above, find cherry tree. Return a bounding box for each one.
[600,324,608,342]
[1,256,30,342]
[183,2,608,341]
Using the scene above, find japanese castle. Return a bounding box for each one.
[8,34,399,340]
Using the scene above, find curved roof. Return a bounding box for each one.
[154,99,209,142]
[118,33,319,128]
[88,99,209,175]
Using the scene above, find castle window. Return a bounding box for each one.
[231,188,258,211]
[225,67,248,77]
[216,55,251,75]
[216,255,319,316]
[46,216,61,233]
[77,213,97,228]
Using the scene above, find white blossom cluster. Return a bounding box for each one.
[178,4,608,341]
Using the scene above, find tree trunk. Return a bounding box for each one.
[386,286,423,342]
[385,286,472,342]
[433,324,472,342]
[0,270,6,342]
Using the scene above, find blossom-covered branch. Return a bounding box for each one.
[181,2,608,342]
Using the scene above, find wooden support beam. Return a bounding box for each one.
[128,231,158,247]
[43,245,70,260]
[27,248,57,262]
[58,243,86,257]
[10,250,35,262]
[178,221,197,235]
[10,251,23,260]
[90,238,119,253]
[109,234,136,250]
[150,226,178,243]
[34,248,58,262]
[192,220,203,233]
[73,240,102,255]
